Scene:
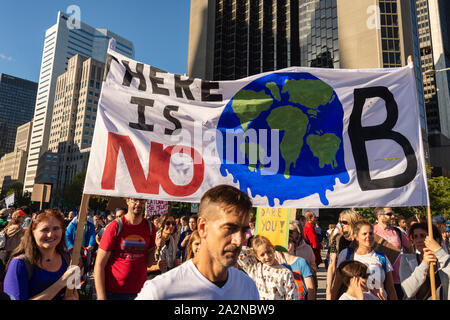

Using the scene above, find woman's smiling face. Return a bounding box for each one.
[33,217,63,249]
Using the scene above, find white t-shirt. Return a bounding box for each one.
[339,292,380,300]
[337,249,393,293]
[135,259,260,300]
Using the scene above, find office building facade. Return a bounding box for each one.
[23,11,134,193]
[0,74,37,158]
[416,0,450,176]
[0,121,33,193]
[47,54,104,189]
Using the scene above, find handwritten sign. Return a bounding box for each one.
[255,207,291,251]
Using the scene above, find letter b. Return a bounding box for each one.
[349,87,417,190]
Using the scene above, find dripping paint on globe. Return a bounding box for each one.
[217,72,350,206]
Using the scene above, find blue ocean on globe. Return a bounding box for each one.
[216,72,350,206]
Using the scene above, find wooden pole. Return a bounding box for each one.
[426,205,437,300]
[65,193,91,298]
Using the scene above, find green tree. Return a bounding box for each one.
[62,170,86,211]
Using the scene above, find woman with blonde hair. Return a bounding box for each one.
[185,230,200,261]
[3,209,78,300]
[326,209,362,300]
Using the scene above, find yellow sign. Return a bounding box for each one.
[255,207,291,251]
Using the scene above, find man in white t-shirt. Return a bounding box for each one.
[136,185,260,300]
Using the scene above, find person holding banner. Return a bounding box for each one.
[135,185,259,300]
[400,223,450,300]
[333,221,397,300]
[3,209,78,300]
[94,198,156,300]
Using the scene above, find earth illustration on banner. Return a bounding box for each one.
[217,72,350,206]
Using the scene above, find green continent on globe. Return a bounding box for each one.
[306,133,341,169]
[239,141,267,172]
[231,89,273,131]
[282,79,333,109]
[266,82,281,101]
[266,105,309,179]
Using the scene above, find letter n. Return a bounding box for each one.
[101,132,158,194]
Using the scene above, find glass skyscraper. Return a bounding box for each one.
[0,74,37,158]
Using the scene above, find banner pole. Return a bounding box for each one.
[426,205,437,300]
[65,193,91,298]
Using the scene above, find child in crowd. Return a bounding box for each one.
[337,260,380,300]
[185,230,200,261]
[237,235,298,300]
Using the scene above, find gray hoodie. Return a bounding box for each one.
[400,248,450,300]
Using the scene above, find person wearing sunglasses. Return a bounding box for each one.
[152,214,180,273]
[326,209,361,300]
[373,207,413,300]
[400,222,450,299]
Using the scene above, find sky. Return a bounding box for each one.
[0,0,191,83]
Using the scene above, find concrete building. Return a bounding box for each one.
[416,0,450,176]
[23,11,134,193]
[0,74,37,158]
[0,121,33,193]
[48,54,104,190]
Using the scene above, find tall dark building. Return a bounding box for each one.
[0,74,37,158]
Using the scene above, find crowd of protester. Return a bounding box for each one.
[0,186,449,300]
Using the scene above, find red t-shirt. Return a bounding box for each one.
[99,216,156,294]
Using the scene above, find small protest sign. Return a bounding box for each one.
[255,207,291,251]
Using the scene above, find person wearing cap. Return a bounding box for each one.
[373,207,413,300]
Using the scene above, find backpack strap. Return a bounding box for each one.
[114,216,153,246]
[345,247,354,261]
[374,250,387,273]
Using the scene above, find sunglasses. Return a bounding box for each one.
[165,221,176,226]
[339,220,349,225]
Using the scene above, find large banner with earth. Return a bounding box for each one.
[83,41,429,208]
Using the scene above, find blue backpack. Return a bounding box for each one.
[345,247,387,273]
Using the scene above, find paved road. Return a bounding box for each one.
[316,249,328,300]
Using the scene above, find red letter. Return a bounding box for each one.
[101,132,204,197]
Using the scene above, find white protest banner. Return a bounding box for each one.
[83,40,429,208]
[5,193,14,208]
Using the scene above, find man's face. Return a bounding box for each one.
[378,208,393,225]
[126,198,146,216]
[199,204,250,268]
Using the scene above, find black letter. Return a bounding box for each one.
[174,74,194,100]
[150,66,170,96]
[349,87,417,190]
[122,61,146,91]
[163,105,182,135]
[103,54,119,82]
[129,97,154,131]
[201,80,223,102]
